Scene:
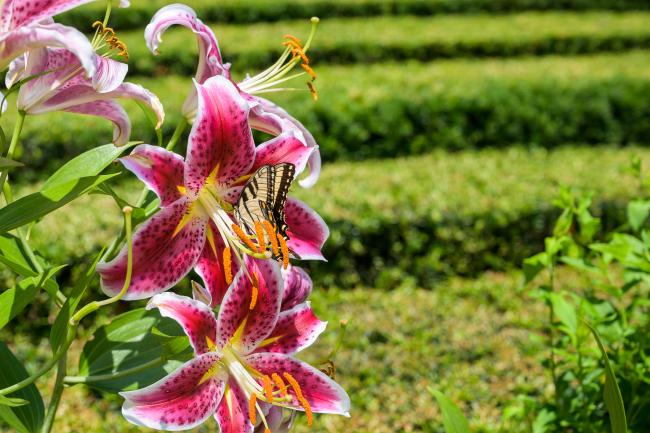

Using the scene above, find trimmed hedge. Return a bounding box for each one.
[119,12,650,75]
[26,146,645,289]
[58,0,650,30]
[5,51,650,177]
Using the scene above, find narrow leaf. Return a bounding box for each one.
[429,388,471,433]
[0,395,28,407]
[0,234,37,276]
[585,322,627,433]
[0,174,119,233]
[0,342,44,433]
[0,157,23,170]
[627,200,650,232]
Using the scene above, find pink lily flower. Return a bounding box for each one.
[6,46,164,145]
[1,0,101,77]
[144,3,321,188]
[121,258,350,431]
[97,75,327,303]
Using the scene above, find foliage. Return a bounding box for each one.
[516,169,650,432]
[57,0,650,30]
[119,12,650,75]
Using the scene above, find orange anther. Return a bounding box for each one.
[283,372,313,426]
[307,81,318,101]
[263,221,280,257]
[283,34,302,45]
[254,221,267,253]
[250,281,259,310]
[301,64,317,80]
[264,429,271,433]
[277,234,290,269]
[271,373,288,397]
[248,393,257,424]
[222,247,233,285]
[232,223,258,252]
[262,375,274,403]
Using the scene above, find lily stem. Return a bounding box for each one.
[41,353,67,433]
[0,110,25,199]
[71,206,133,324]
[64,357,166,385]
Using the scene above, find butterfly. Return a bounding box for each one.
[233,163,297,258]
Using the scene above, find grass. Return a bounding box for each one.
[119,11,650,74]
[3,270,550,433]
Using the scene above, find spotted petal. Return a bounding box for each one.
[245,352,350,416]
[285,198,329,261]
[216,258,282,354]
[0,0,98,32]
[194,224,240,308]
[0,22,96,76]
[120,144,184,206]
[97,197,207,300]
[256,302,326,355]
[147,293,218,355]
[281,266,312,311]
[121,352,224,431]
[185,76,254,194]
[249,96,321,188]
[214,380,252,433]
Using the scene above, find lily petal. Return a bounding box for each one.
[185,76,254,194]
[255,302,326,355]
[0,22,96,76]
[281,266,312,311]
[285,197,329,261]
[119,144,184,206]
[194,224,240,308]
[215,380,252,433]
[147,293,218,355]
[62,99,131,145]
[245,352,350,416]
[144,3,228,82]
[0,0,98,32]
[97,197,207,300]
[249,96,321,188]
[121,352,224,431]
[5,54,26,88]
[92,56,128,93]
[217,258,282,354]
[252,131,315,176]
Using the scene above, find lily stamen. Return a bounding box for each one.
[255,222,267,253]
[222,247,233,285]
[263,221,280,257]
[232,223,259,252]
[262,375,275,404]
[91,21,129,61]
[248,394,257,424]
[283,372,313,426]
[277,234,290,269]
[271,373,289,397]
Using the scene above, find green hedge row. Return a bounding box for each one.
[27,146,644,289]
[58,0,650,30]
[119,12,650,75]
[5,52,650,177]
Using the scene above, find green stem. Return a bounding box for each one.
[0,110,25,199]
[41,354,67,433]
[0,326,76,396]
[63,357,166,385]
[71,207,133,324]
[102,0,112,27]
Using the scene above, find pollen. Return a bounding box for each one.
[277,234,290,269]
[263,221,280,257]
[271,373,288,397]
[248,394,257,424]
[262,375,275,404]
[254,221,267,253]
[250,280,259,310]
[92,21,129,61]
[232,223,258,252]
[283,372,313,426]
[222,247,233,285]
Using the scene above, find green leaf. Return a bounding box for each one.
[0,173,119,233]
[585,322,627,433]
[0,157,23,170]
[42,142,134,190]
[78,308,192,393]
[0,265,65,331]
[429,388,470,433]
[549,292,578,338]
[627,200,650,232]
[0,234,37,276]
[0,342,44,433]
[50,249,105,351]
[523,252,548,284]
[0,395,28,407]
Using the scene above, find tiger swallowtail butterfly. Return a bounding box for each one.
[233,163,296,257]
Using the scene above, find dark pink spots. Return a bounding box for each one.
[251,133,313,175]
[255,303,326,355]
[281,266,312,310]
[284,197,329,261]
[194,225,240,308]
[2,0,94,30]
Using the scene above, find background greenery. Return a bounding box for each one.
[2,0,650,432]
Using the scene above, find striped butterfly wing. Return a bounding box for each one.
[234,163,296,238]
